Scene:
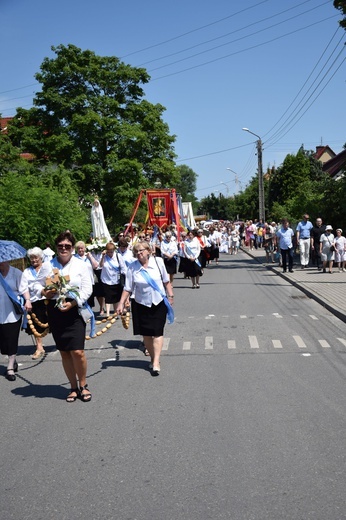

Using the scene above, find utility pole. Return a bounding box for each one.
[256,138,264,221]
[242,128,265,221]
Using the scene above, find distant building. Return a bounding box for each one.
[0,116,35,161]
[314,145,346,180]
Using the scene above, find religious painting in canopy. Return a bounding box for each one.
[124,188,183,238]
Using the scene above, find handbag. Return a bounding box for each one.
[116,253,126,288]
[327,236,335,252]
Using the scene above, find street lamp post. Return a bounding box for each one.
[220,182,229,196]
[226,168,240,193]
[242,128,265,221]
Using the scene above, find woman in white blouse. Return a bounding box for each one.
[116,241,173,376]
[36,231,93,402]
[160,231,178,285]
[0,260,28,381]
[184,230,202,289]
[19,247,51,359]
[99,242,127,317]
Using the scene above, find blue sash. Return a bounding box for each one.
[139,269,174,324]
[0,272,26,326]
[50,258,95,337]
[184,243,201,267]
[105,255,120,271]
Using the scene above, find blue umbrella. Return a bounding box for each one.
[0,240,27,263]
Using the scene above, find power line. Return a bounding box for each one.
[138,0,317,67]
[148,1,328,73]
[151,15,338,81]
[265,55,346,148]
[120,0,271,59]
[264,31,345,146]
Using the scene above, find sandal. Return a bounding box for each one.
[79,384,92,403]
[66,388,79,403]
[143,348,150,356]
[32,350,45,360]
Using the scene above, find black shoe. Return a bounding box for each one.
[301,265,304,269]
[289,269,294,273]
[5,370,16,382]
[282,269,287,273]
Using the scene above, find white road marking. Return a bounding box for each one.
[318,340,331,348]
[293,336,307,348]
[249,336,259,349]
[183,341,191,350]
[205,336,213,349]
[309,315,318,320]
[228,340,236,349]
[337,338,346,347]
[272,340,283,349]
[240,315,247,319]
[163,338,170,350]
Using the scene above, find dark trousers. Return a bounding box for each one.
[281,248,293,271]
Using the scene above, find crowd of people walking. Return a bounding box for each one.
[1,214,345,399]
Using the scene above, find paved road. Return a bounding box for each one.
[1,251,346,520]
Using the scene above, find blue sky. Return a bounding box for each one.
[1,0,345,199]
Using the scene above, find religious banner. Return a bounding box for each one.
[146,190,172,227]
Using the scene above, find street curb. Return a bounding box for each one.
[242,248,346,324]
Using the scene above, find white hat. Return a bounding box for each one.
[325,225,333,231]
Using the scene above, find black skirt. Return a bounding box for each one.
[131,299,167,337]
[93,270,105,297]
[184,259,202,277]
[178,257,188,273]
[0,319,21,356]
[164,257,177,275]
[210,246,220,260]
[46,300,86,351]
[102,283,122,304]
[25,299,47,336]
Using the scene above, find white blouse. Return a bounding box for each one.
[124,256,169,307]
[160,239,178,258]
[184,237,201,259]
[19,261,52,302]
[33,256,92,306]
[101,254,127,285]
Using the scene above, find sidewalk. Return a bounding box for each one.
[242,246,346,323]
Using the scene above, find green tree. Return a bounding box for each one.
[0,166,90,248]
[334,0,346,29]
[7,44,178,228]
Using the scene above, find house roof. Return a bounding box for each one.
[0,117,13,133]
[314,145,336,161]
[322,147,346,179]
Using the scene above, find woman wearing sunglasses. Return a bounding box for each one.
[37,231,93,403]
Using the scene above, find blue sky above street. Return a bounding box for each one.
[1,0,345,198]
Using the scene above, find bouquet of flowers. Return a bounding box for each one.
[86,238,109,254]
[45,268,80,309]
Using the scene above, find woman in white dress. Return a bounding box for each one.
[319,225,336,274]
[334,228,346,272]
